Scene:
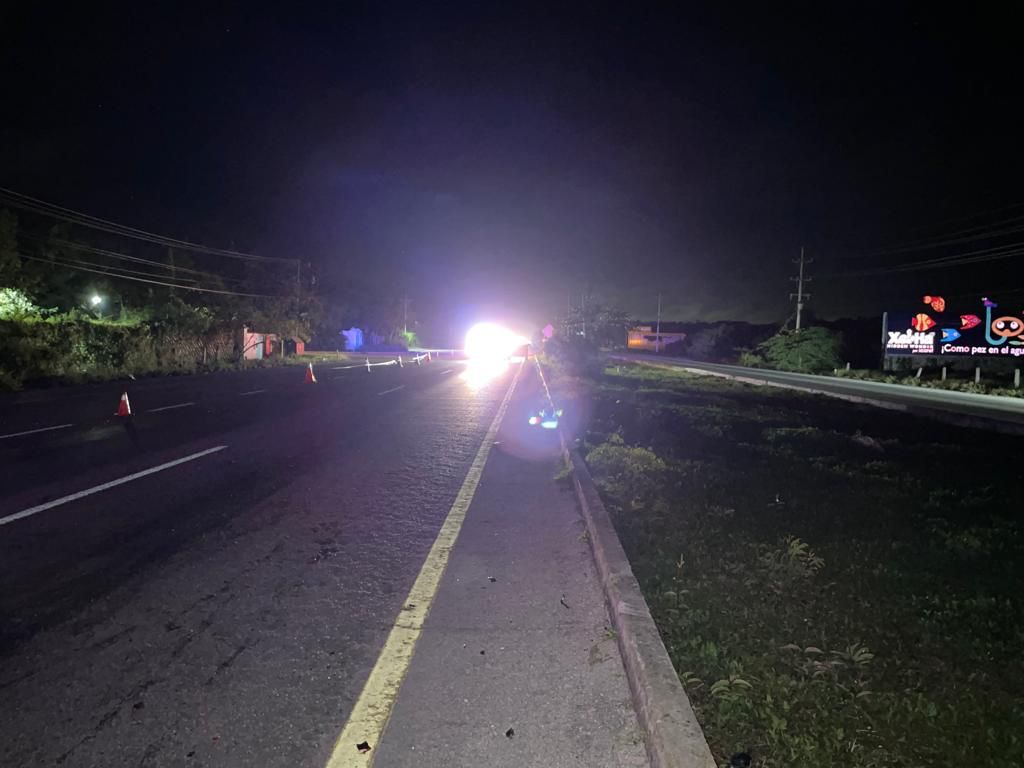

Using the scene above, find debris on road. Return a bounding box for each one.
[505,728,515,738]
[356,741,371,753]
[559,594,571,609]
[487,576,497,582]
[308,545,340,564]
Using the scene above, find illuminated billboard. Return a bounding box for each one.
[884,296,1024,357]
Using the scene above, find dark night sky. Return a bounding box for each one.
[3,4,1023,339]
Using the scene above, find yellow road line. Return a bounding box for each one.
[325,364,523,768]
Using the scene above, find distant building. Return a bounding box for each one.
[242,327,304,359]
[627,325,686,351]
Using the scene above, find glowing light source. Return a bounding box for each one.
[90,294,103,307]
[460,322,528,391]
[464,322,526,362]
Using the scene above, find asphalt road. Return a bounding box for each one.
[613,353,1024,430]
[0,358,524,767]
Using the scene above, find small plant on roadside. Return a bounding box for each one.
[585,434,667,511]
[759,536,824,590]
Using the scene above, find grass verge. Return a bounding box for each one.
[571,362,1023,767]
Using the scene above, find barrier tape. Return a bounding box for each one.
[329,349,457,371]
[331,359,401,371]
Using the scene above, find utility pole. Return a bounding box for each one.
[790,247,813,331]
[655,293,662,353]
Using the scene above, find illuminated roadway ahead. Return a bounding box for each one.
[0,358,521,765]
[613,352,1024,432]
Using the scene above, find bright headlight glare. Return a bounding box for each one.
[464,322,526,361]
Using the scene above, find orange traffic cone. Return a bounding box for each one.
[305,363,317,383]
[115,391,132,417]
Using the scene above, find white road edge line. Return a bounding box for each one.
[438,368,453,375]
[377,385,405,396]
[0,423,75,440]
[239,389,266,396]
[0,445,229,527]
[147,402,195,413]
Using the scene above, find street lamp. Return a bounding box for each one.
[90,294,103,307]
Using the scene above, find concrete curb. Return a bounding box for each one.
[561,441,717,768]
[611,355,1024,437]
[666,363,1024,437]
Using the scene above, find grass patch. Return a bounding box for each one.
[578,362,1024,767]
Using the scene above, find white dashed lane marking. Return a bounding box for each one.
[0,424,75,440]
[0,446,229,527]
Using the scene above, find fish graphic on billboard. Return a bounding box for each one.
[912,313,936,332]
[923,295,946,312]
[941,328,961,343]
[983,297,998,308]
[960,314,981,330]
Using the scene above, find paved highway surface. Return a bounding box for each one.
[613,353,1024,430]
[0,359,525,766]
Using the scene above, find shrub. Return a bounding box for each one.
[585,434,667,510]
[544,335,604,378]
[736,350,762,368]
[0,287,48,320]
[751,327,842,373]
[0,315,239,389]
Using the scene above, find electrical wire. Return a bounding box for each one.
[840,220,1024,261]
[54,256,201,284]
[903,200,1024,234]
[821,242,1024,279]
[18,232,251,284]
[0,187,296,264]
[18,254,279,298]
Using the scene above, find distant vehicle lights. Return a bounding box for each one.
[464,322,527,362]
[461,322,529,391]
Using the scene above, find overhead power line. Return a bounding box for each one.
[18,232,250,285]
[903,200,1024,234]
[18,254,278,298]
[821,242,1024,280]
[836,200,1024,262]
[57,255,201,284]
[840,218,1024,261]
[0,186,295,265]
